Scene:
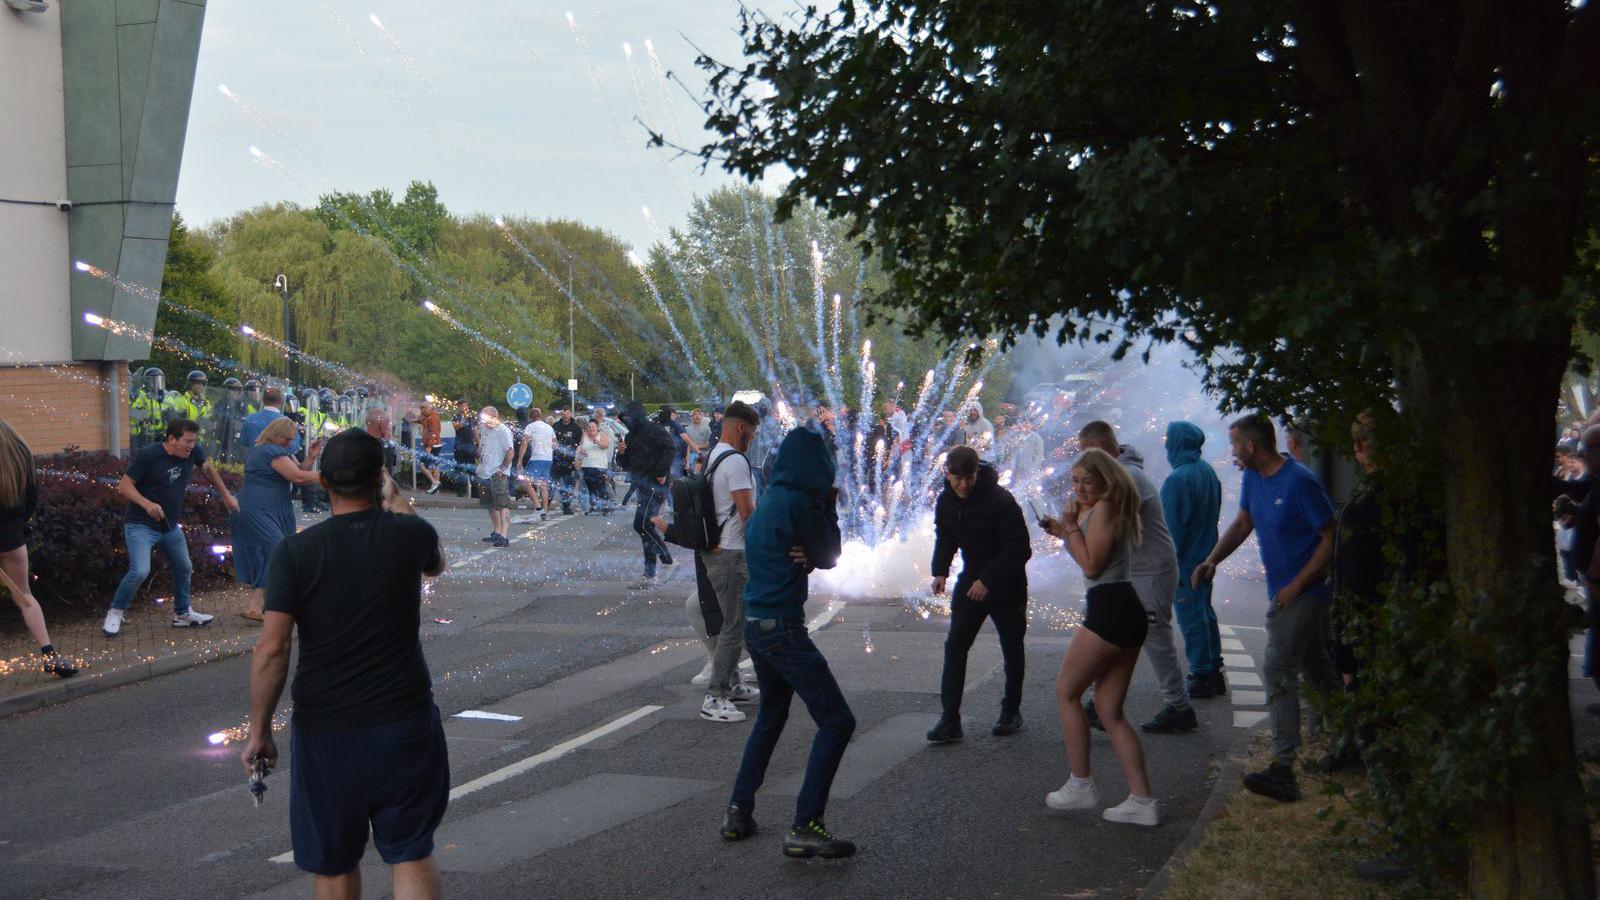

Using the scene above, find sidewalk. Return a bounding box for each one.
[0,584,261,718]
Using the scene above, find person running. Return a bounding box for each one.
[1161,421,1225,698]
[103,419,238,637]
[521,408,556,519]
[721,427,857,859]
[1039,448,1160,827]
[241,429,447,900]
[1193,413,1338,803]
[619,401,678,588]
[0,417,76,677]
[926,446,1032,742]
[234,418,325,622]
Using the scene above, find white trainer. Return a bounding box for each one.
[728,682,760,704]
[699,694,747,723]
[172,609,215,628]
[1045,779,1099,811]
[1102,794,1161,827]
[691,659,715,686]
[102,608,125,637]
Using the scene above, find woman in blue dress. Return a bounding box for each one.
[235,417,323,621]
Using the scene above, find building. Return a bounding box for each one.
[0,0,206,454]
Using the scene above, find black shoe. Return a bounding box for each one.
[1208,670,1227,696]
[783,819,856,859]
[42,652,78,678]
[721,804,758,841]
[493,535,510,548]
[1141,704,1199,734]
[482,533,499,542]
[1186,673,1217,700]
[1242,762,1301,802]
[926,717,963,744]
[1084,699,1105,732]
[1354,854,1413,883]
[660,554,675,566]
[992,710,1022,737]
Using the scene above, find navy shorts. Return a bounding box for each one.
[290,705,450,875]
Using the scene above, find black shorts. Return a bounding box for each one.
[1083,582,1149,649]
[0,524,24,553]
[289,705,450,875]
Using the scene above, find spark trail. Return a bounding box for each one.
[625,251,712,392]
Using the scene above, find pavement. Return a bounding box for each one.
[0,497,1282,899]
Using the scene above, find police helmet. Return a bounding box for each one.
[243,379,262,405]
[222,377,243,392]
[141,367,166,395]
[187,370,208,386]
[302,388,320,413]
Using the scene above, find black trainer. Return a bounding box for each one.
[991,710,1023,737]
[1141,704,1199,734]
[41,651,77,679]
[926,717,963,744]
[1207,670,1227,696]
[783,819,856,859]
[1186,673,1216,700]
[1242,762,1301,802]
[721,804,758,841]
[1084,699,1106,732]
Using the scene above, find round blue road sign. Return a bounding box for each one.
[506,382,533,409]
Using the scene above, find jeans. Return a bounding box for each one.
[730,618,856,828]
[633,480,671,576]
[1132,569,1191,710]
[1264,584,1340,764]
[1174,578,1224,676]
[703,550,748,697]
[112,523,193,614]
[940,588,1026,718]
[581,468,610,512]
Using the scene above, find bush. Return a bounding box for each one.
[5,448,240,619]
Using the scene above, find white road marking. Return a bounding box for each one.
[1230,689,1267,706]
[808,599,846,633]
[1226,670,1263,688]
[1221,653,1255,669]
[1218,624,1236,636]
[269,704,664,864]
[454,710,523,722]
[1232,710,1269,728]
[1220,637,1245,651]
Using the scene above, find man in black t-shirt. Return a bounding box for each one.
[243,429,447,897]
[551,406,583,515]
[103,419,237,637]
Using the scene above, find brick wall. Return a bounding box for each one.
[0,363,129,455]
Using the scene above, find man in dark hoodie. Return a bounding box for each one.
[720,427,857,860]
[619,401,677,587]
[926,446,1033,742]
[1161,422,1225,698]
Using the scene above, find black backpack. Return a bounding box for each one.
[665,448,745,551]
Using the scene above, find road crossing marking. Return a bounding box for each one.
[1232,710,1269,728]
[1221,652,1254,669]
[1220,637,1245,651]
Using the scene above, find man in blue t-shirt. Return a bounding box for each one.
[1192,413,1338,804]
[103,419,238,637]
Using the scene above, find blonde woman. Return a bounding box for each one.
[234,417,323,621]
[1039,448,1158,826]
[0,418,75,677]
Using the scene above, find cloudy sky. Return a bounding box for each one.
[176,0,786,251]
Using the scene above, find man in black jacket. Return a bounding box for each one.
[928,446,1033,742]
[619,401,678,588]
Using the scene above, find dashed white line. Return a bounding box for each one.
[1226,670,1263,688]
[1232,711,1269,728]
[1219,637,1245,651]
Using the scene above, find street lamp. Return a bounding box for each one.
[272,273,294,384]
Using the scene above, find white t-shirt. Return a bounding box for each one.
[523,420,555,462]
[707,442,754,551]
[578,433,610,470]
[476,423,516,478]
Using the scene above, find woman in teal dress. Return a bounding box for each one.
[234,417,323,621]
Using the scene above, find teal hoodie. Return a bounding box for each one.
[742,428,841,620]
[1160,421,1221,591]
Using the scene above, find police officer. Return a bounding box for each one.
[243,379,263,417]
[164,371,213,433]
[218,377,246,462]
[299,389,330,514]
[129,367,166,451]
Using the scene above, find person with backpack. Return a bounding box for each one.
[618,401,679,588]
[662,401,762,723]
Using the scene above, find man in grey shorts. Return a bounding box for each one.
[476,406,516,548]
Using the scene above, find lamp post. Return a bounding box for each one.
[273,273,295,385]
[567,257,576,414]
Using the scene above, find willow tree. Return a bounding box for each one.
[692,2,1598,895]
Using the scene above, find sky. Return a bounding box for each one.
[176,0,787,252]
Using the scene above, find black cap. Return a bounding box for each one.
[318,429,384,491]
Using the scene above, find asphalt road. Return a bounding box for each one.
[0,505,1272,899]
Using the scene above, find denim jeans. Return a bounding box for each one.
[112,522,193,614]
[1263,584,1339,764]
[730,618,856,828]
[633,480,671,576]
[1174,579,1224,676]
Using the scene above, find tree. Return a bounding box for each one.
[141,213,239,381]
[693,2,1599,895]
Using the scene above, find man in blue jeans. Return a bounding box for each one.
[720,427,857,859]
[103,419,238,637]
[1193,413,1338,803]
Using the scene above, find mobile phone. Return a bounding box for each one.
[1026,497,1051,524]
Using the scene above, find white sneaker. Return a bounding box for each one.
[699,694,747,723]
[728,682,761,704]
[172,609,215,628]
[1045,779,1099,811]
[629,574,662,590]
[102,608,125,637]
[691,659,715,686]
[1102,794,1161,827]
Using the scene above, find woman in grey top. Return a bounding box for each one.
[1039,448,1160,826]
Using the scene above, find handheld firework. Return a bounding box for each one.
[249,757,270,807]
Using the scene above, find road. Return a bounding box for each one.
[0,505,1274,899]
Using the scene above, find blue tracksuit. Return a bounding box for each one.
[1161,421,1223,676]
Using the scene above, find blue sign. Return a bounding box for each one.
[505,382,533,410]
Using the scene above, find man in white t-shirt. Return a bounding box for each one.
[476,406,517,547]
[698,401,761,723]
[520,408,556,520]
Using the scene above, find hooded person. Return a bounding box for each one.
[962,401,996,461]
[722,427,858,860]
[618,401,679,585]
[1160,422,1225,697]
[926,447,1033,743]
